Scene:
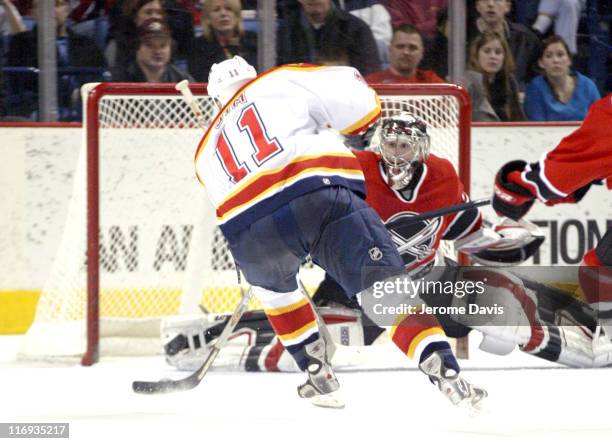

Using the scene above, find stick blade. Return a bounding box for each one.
[132,376,199,394]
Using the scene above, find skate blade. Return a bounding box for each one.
[458,390,488,417]
[309,391,345,409]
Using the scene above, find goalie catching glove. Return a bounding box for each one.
[455,217,544,266]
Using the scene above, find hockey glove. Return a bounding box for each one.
[492,160,535,221]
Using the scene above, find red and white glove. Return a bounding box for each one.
[492,161,536,221]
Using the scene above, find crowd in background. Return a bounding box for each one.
[0,0,609,122]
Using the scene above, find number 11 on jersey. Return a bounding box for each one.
[215,103,284,183]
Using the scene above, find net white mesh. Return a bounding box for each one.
[20,84,468,361]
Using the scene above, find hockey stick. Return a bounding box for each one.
[175,79,209,128]
[392,198,491,230]
[298,278,337,361]
[133,281,253,394]
[133,83,249,394]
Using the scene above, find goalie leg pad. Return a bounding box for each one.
[579,245,612,338]
[528,324,596,367]
[451,268,541,350]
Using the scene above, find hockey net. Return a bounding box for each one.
[20,83,471,364]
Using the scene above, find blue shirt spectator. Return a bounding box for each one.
[525,72,601,121]
[524,35,600,122]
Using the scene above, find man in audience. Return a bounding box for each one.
[277,0,381,76]
[6,0,105,119]
[383,0,447,42]
[110,17,193,82]
[334,0,393,65]
[106,0,194,66]
[0,0,26,36]
[366,24,444,83]
[531,0,584,55]
[7,0,105,68]
[468,0,541,90]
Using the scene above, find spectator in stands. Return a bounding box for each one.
[187,0,257,82]
[462,30,525,121]
[316,45,351,66]
[110,17,193,82]
[7,0,105,68]
[69,0,114,22]
[366,24,444,83]
[334,1,393,65]
[382,0,447,42]
[3,0,29,15]
[106,0,194,69]
[277,0,381,76]
[531,0,584,54]
[468,0,541,90]
[6,0,105,119]
[174,0,200,25]
[421,7,448,80]
[525,35,599,121]
[67,1,114,45]
[0,43,4,117]
[0,0,26,36]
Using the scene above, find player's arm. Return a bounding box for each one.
[493,95,612,220]
[493,160,598,220]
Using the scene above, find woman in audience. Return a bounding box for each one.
[187,0,257,82]
[462,30,526,122]
[524,35,600,121]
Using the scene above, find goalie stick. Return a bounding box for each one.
[133,283,253,394]
[393,198,491,230]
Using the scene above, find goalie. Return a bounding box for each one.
[164,112,603,375]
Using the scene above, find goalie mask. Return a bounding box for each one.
[378,112,430,190]
[207,55,257,107]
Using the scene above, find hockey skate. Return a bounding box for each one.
[297,338,344,409]
[419,351,487,412]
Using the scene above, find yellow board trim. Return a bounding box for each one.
[0,290,41,334]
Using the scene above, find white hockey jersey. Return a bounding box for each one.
[194,64,381,236]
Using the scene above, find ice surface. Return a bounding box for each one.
[1,335,610,444]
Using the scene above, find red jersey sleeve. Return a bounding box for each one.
[519,94,612,200]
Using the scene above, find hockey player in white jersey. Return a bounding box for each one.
[194,56,486,409]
